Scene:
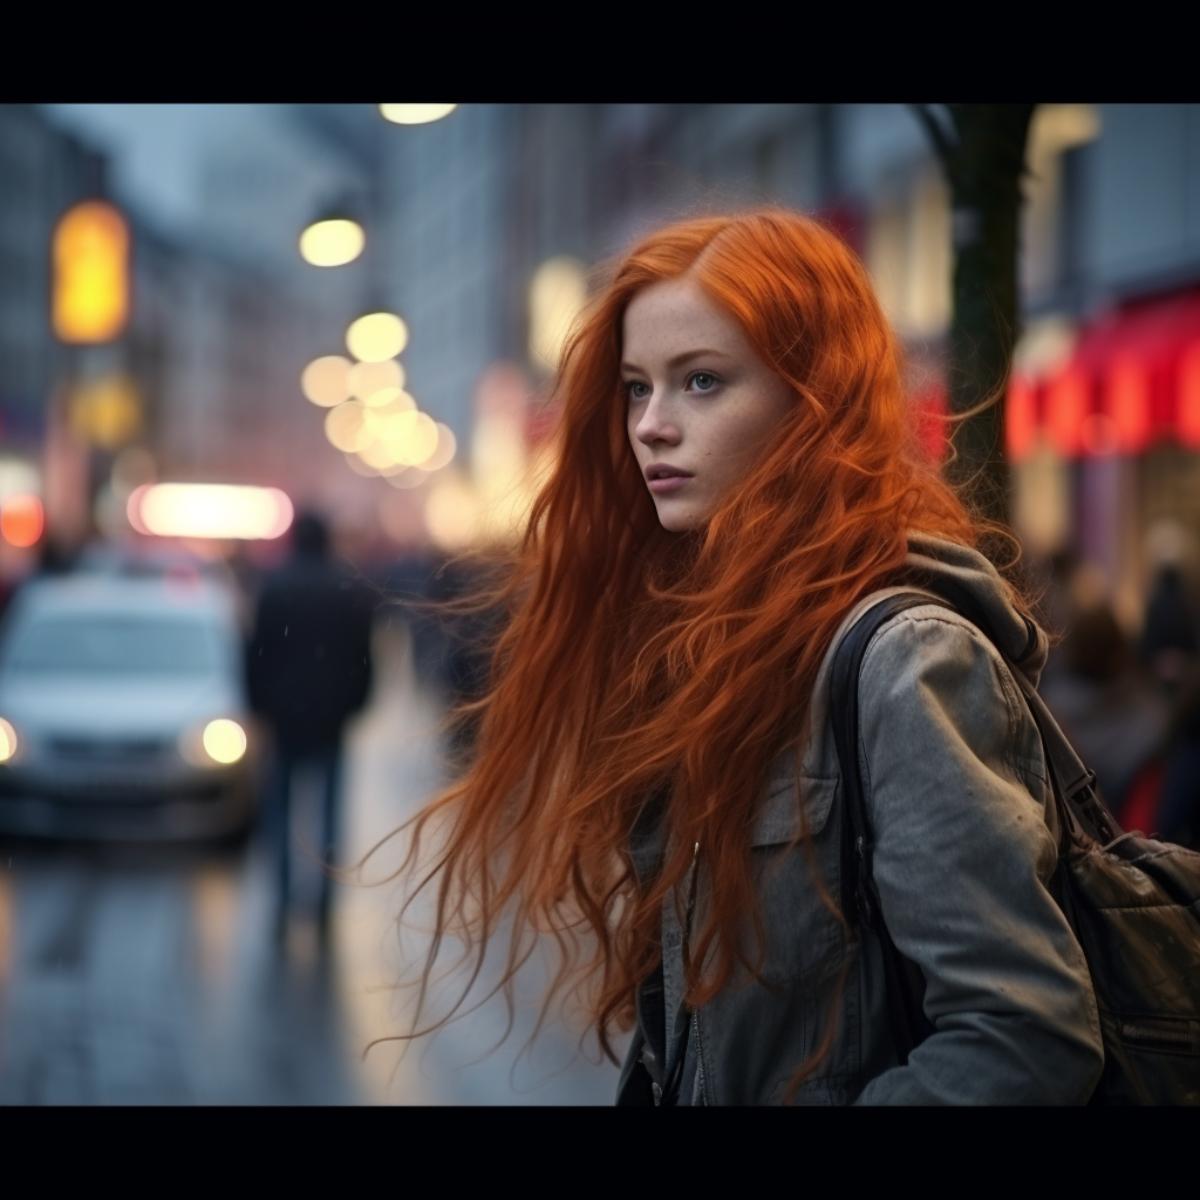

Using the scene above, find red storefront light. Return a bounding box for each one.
[1044,363,1091,457]
[1023,288,1200,457]
[1105,352,1152,454]
[1179,341,1200,449]
[1006,373,1040,462]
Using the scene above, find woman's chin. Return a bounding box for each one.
[654,500,702,533]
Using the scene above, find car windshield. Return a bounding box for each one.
[3,614,225,676]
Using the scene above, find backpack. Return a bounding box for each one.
[831,590,1200,1105]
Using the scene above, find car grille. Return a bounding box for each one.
[47,736,171,764]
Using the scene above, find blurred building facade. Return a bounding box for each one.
[0,104,105,545]
[2,105,389,580]
[367,103,1200,624]
[5,104,1200,614]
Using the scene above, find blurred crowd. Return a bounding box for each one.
[1035,522,1200,848]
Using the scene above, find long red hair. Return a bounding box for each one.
[357,205,1030,1091]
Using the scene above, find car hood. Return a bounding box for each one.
[0,673,245,738]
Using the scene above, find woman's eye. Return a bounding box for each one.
[688,371,719,392]
[624,380,649,401]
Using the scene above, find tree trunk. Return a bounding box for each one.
[910,104,1037,530]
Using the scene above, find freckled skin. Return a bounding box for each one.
[623,277,796,533]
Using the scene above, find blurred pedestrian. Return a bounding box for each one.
[1138,519,1199,697]
[1139,563,1199,695]
[1039,576,1170,821]
[246,510,376,942]
[1155,667,1200,848]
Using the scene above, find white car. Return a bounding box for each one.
[0,572,259,843]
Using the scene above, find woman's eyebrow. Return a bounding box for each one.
[620,348,733,374]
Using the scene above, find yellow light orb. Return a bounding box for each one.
[379,104,458,126]
[324,400,370,453]
[414,422,457,471]
[359,440,401,472]
[299,219,365,267]
[379,410,439,466]
[347,359,403,403]
[346,313,408,363]
[302,356,352,407]
[425,473,480,550]
[360,385,415,411]
[0,717,17,763]
[343,453,379,478]
[202,719,246,765]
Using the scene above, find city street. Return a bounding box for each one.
[0,622,627,1105]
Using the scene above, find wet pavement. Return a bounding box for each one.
[0,623,626,1105]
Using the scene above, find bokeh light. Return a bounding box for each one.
[52,201,130,343]
[347,359,404,403]
[417,423,457,472]
[324,400,370,453]
[361,386,415,412]
[131,484,293,541]
[299,218,365,267]
[0,494,45,548]
[358,440,400,472]
[426,470,481,551]
[529,256,588,371]
[376,410,439,466]
[68,373,141,448]
[302,356,353,407]
[379,104,458,126]
[346,313,408,362]
[202,719,247,765]
[0,718,17,764]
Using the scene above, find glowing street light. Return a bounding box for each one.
[347,359,404,402]
[379,104,458,126]
[346,312,408,362]
[128,484,293,541]
[529,256,588,371]
[301,355,353,407]
[299,217,365,267]
[52,201,130,344]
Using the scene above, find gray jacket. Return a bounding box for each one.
[616,533,1105,1105]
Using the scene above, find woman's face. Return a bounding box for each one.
[623,276,795,533]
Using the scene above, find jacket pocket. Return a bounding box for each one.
[750,772,838,846]
[743,773,845,985]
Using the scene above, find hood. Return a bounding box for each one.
[903,531,1049,688]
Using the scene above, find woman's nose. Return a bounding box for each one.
[634,394,681,445]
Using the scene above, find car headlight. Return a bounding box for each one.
[180,718,247,767]
[0,717,18,765]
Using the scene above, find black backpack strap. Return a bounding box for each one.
[830,591,939,1063]
[830,586,1121,1066]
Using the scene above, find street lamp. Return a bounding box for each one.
[299,197,366,267]
[379,104,458,126]
[52,200,130,344]
[346,311,408,362]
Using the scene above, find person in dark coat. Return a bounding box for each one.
[1040,592,1170,820]
[246,510,376,941]
[1138,562,1199,696]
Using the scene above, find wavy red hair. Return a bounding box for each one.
[356,205,1032,1095]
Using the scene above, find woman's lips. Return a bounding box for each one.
[648,475,691,494]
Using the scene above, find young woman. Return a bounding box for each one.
[367,206,1104,1105]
